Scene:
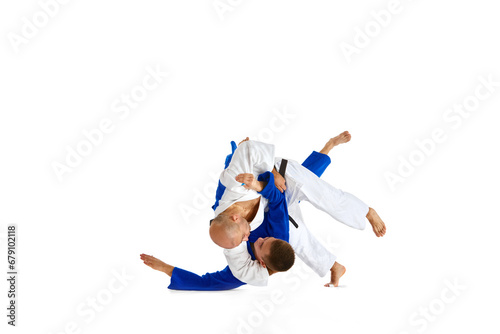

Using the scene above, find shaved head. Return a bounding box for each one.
[209,214,250,249]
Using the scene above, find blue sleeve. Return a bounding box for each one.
[257,172,289,242]
[212,141,238,211]
[257,172,283,206]
[168,266,246,291]
[301,151,331,178]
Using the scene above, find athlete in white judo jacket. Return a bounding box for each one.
[209,132,386,287]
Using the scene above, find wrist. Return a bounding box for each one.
[163,264,174,277]
[256,181,265,192]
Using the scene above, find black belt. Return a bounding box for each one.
[278,159,298,229]
[278,158,288,179]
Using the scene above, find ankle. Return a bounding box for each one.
[366,207,374,219]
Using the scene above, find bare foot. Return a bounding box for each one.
[140,253,174,276]
[324,262,346,287]
[366,207,386,237]
[319,131,351,155]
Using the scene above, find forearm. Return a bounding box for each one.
[220,141,275,188]
[235,173,267,192]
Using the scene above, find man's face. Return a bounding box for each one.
[225,214,251,248]
[253,237,276,267]
[235,215,251,243]
[210,214,251,249]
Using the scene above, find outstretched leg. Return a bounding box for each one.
[279,158,369,230]
[279,131,388,237]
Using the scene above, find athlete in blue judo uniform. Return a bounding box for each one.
[140,146,331,291]
[210,134,386,288]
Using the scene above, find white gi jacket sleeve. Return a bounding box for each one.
[219,140,275,192]
[224,243,269,286]
[214,140,275,218]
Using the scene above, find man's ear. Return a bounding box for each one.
[258,258,266,268]
[230,214,239,222]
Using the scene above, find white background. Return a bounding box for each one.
[1,1,500,333]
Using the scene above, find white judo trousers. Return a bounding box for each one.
[275,157,370,277]
[221,140,370,285]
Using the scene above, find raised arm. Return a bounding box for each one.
[219,140,275,193]
[140,253,245,291]
[236,172,289,241]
